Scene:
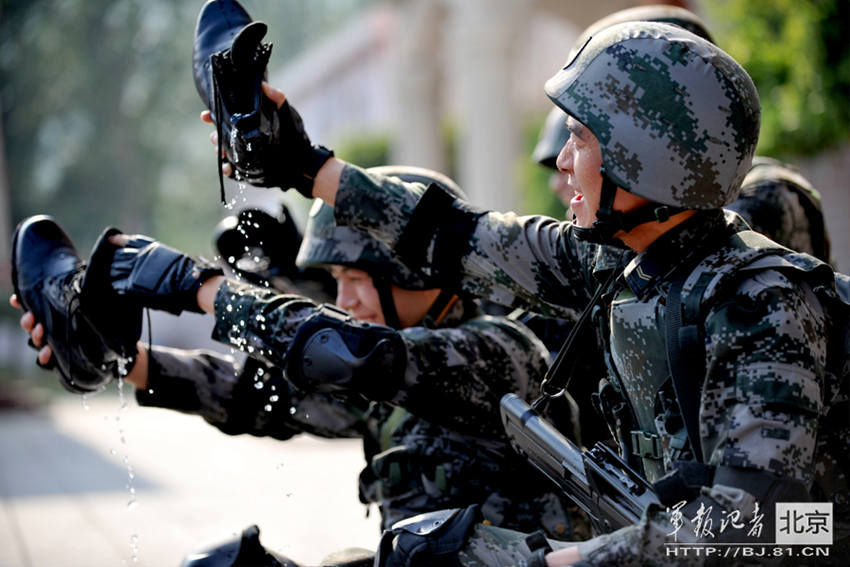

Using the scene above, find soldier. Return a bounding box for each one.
[205,20,847,566]
[11,167,586,564]
[530,5,833,262]
[525,5,837,460]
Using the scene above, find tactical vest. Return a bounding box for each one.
[600,229,849,492]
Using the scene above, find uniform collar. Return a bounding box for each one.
[622,210,729,300]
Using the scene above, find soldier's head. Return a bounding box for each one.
[532,5,716,214]
[544,21,760,247]
[296,166,464,329]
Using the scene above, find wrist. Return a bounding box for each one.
[124,343,149,389]
[544,546,583,566]
[196,275,225,314]
[312,157,345,205]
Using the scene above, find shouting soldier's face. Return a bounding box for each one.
[556,116,604,228]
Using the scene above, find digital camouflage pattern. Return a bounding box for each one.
[143,275,585,538]
[727,157,832,263]
[296,165,465,289]
[135,347,368,440]
[332,160,850,563]
[532,108,831,265]
[544,22,760,209]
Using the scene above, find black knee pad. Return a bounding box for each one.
[375,506,480,567]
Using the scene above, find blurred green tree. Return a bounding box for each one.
[0,0,375,260]
[704,0,849,157]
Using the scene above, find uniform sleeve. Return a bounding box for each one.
[726,182,821,259]
[211,278,321,369]
[210,277,554,438]
[576,269,828,565]
[393,316,551,437]
[333,164,594,319]
[136,345,367,440]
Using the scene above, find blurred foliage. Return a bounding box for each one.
[335,133,390,169]
[335,118,460,182]
[704,0,850,157]
[0,0,374,259]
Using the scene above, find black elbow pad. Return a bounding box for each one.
[285,304,406,401]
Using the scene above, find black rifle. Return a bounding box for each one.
[501,393,660,534]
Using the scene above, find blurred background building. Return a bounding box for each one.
[0,1,847,564]
[0,0,848,386]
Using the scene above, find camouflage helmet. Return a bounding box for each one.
[533,6,714,170]
[531,107,570,170]
[544,21,760,209]
[296,165,464,288]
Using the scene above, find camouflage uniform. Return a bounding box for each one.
[192,278,583,538]
[728,157,832,264]
[328,23,849,565]
[133,168,583,539]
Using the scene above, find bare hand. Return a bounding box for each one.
[546,546,583,566]
[261,82,286,108]
[10,294,53,366]
[199,82,288,180]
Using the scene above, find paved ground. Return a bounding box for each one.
[0,389,380,567]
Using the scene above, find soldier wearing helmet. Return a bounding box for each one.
[12,166,588,565]
[532,5,832,262]
[256,20,847,566]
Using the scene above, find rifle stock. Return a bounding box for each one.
[500,393,659,534]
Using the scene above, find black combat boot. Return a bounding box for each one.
[193,0,280,198]
[181,525,303,567]
[12,216,140,394]
[193,1,333,199]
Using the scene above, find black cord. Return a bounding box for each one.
[531,252,625,412]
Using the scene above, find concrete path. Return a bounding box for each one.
[0,390,380,567]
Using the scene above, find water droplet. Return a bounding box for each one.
[254,382,264,390]
[289,407,297,415]
[110,448,118,456]
[269,395,279,402]
[226,304,233,313]
[81,395,90,411]
[257,368,265,376]
[264,404,272,412]
[127,499,138,511]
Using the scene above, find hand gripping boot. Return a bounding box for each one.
[193,0,280,198]
[12,216,141,393]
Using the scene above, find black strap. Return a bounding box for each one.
[532,252,625,411]
[395,183,458,268]
[372,276,402,330]
[665,264,705,463]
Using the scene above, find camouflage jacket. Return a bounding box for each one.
[332,164,849,565]
[727,156,832,264]
[138,288,584,538]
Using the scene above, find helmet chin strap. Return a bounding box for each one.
[373,275,458,331]
[372,275,402,330]
[571,169,685,247]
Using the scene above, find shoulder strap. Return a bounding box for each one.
[665,268,708,463]
[665,230,788,464]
